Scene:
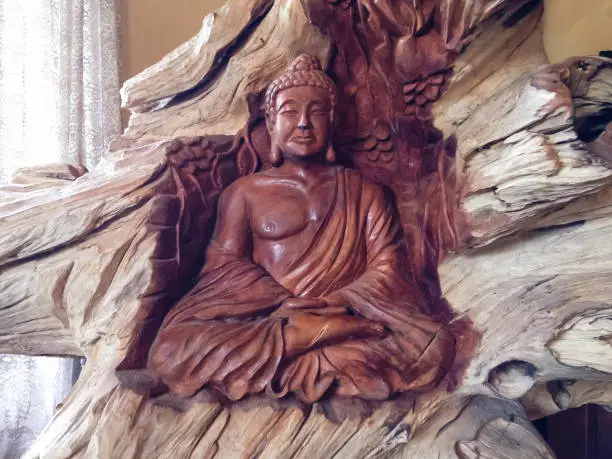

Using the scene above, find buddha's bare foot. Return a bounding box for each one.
[284,312,387,358]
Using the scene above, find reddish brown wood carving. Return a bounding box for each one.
[125,55,455,405]
[3,0,612,457]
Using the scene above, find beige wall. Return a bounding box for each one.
[119,0,612,81]
[119,0,227,83]
[543,0,612,63]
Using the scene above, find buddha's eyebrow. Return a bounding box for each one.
[308,99,327,108]
[278,99,296,109]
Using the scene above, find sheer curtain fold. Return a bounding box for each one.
[0,0,121,183]
[0,1,120,457]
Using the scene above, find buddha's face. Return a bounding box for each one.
[269,86,332,160]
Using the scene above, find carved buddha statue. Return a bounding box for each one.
[147,55,454,403]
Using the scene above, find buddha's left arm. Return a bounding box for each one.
[324,183,430,331]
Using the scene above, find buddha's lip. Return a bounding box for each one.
[291,136,315,142]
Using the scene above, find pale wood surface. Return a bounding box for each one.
[1,1,610,458]
[118,0,330,147]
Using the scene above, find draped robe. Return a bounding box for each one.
[149,167,454,403]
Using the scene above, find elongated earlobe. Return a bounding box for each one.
[270,141,282,165]
[326,144,336,163]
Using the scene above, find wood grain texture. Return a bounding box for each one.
[1,0,611,457]
[122,56,455,406]
[118,0,331,146]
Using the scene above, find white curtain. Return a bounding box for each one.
[0,0,121,183]
[0,356,79,459]
[0,1,120,457]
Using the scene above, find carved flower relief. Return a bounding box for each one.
[347,120,394,163]
[403,70,450,122]
[164,136,259,205]
[167,137,216,171]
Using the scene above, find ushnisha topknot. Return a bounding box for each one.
[264,54,337,122]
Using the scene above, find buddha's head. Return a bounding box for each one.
[264,54,337,164]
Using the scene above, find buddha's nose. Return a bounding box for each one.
[297,111,310,130]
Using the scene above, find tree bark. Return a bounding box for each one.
[1,1,611,458]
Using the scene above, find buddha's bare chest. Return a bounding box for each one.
[249,184,334,241]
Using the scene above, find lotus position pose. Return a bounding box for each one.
[148,55,454,403]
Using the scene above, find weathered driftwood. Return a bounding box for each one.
[117,0,330,147]
[0,1,611,458]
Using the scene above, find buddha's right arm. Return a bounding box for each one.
[160,181,293,324]
[205,180,253,263]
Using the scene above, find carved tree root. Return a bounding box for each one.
[1,1,612,458]
[116,0,331,147]
[25,358,553,459]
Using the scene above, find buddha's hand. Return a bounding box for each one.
[283,312,388,358]
[271,297,348,318]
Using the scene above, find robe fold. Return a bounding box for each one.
[149,167,454,402]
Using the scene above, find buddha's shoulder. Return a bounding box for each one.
[218,171,278,201]
[225,170,282,191]
[222,166,386,197]
[217,175,254,205]
[339,167,387,200]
